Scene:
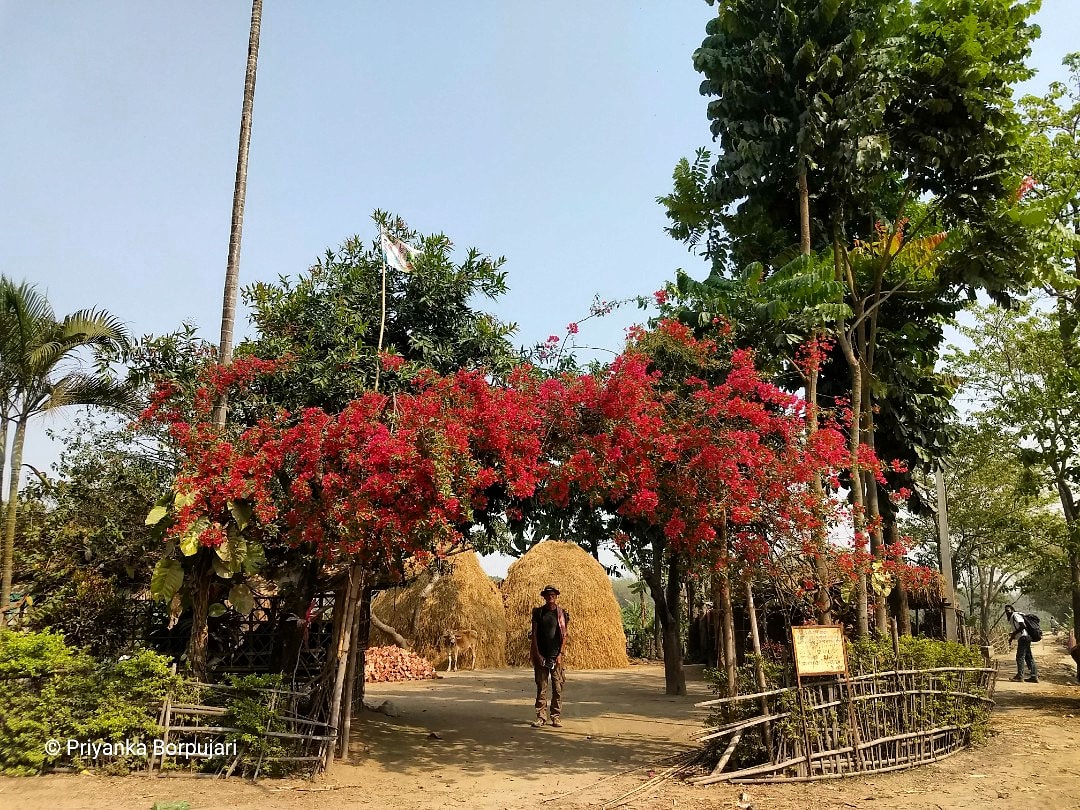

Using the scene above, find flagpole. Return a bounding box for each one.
[374,228,388,393]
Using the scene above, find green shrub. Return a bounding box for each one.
[219,673,294,777]
[0,630,178,774]
[846,635,984,674]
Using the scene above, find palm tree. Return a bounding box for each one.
[212,0,262,427]
[0,279,135,613]
[181,0,263,680]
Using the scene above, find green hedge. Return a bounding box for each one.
[0,630,178,774]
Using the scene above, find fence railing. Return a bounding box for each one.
[151,679,333,778]
[691,666,997,784]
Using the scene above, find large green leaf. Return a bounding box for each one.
[216,525,248,564]
[145,504,169,526]
[228,583,255,617]
[174,490,197,510]
[212,555,237,579]
[227,499,253,531]
[208,603,226,618]
[241,542,266,575]
[179,517,209,556]
[150,558,184,602]
[145,492,174,526]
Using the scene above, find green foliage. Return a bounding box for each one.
[846,634,983,674]
[15,415,176,657]
[663,249,849,374]
[663,0,1040,517]
[1016,52,1080,296]
[238,212,520,415]
[214,674,296,778]
[1,277,137,613]
[903,420,1067,641]
[0,631,177,775]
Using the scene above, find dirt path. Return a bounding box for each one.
[2,641,1078,809]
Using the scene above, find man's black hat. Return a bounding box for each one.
[540,584,560,596]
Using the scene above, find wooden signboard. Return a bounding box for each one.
[791,624,847,677]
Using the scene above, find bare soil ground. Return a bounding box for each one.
[3,638,1078,810]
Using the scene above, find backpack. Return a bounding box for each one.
[1024,613,1043,642]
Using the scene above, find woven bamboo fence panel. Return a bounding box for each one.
[692,666,997,784]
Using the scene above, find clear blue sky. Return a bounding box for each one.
[0,1,1075,575]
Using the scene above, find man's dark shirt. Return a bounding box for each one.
[532,605,570,659]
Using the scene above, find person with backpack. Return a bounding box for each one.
[530,584,570,727]
[1005,604,1039,683]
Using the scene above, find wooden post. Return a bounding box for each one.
[935,467,959,643]
[324,563,362,772]
[795,676,814,777]
[339,588,365,762]
[745,580,773,759]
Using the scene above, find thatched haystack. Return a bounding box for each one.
[502,540,628,669]
[369,551,507,669]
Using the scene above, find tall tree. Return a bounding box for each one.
[949,302,1080,677]
[903,420,1065,642]
[664,0,1040,634]
[0,280,134,612]
[213,0,263,426]
[178,0,261,678]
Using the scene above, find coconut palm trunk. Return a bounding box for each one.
[212,0,262,426]
[0,420,24,615]
[189,0,262,680]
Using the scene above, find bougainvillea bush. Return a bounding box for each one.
[140,318,934,609]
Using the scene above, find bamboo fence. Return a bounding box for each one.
[691,666,997,784]
[150,680,334,778]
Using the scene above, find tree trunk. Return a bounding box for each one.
[717,512,737,696]
[212,0,263,427]
[186,553,213,681]
[978,565,991,643]
[647,547,686,696]
[274,557,322,677]
[410,570,441,633]
[799,166,832,623]
[1070,549,1080,682]
[0,416,22,617]
[798,164,811,255]
[836,326,868,637]
[718,570,737,697]
[369,610,409,648]
[862,393,888,635]
[863,468,888,635]
[806,334,833,624]
[745,579,773,754]
[886,512,910,635]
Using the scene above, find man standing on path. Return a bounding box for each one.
[531,584,569,727]
[1005,604,1038,683]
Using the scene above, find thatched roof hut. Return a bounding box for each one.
[502,540,628,669]
[369,551,507,669]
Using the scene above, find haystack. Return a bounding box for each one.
[369,551,507,669]
[502,540,628,669]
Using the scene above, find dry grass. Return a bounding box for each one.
[369,550,507,669]
[501,540,628,669]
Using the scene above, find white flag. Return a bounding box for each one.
[379,228,418,274]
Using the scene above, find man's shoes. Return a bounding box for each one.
[550,718,563,728]
[1026,676,1039,683]
[1009,675,1024,681]
[531,717,546,728]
